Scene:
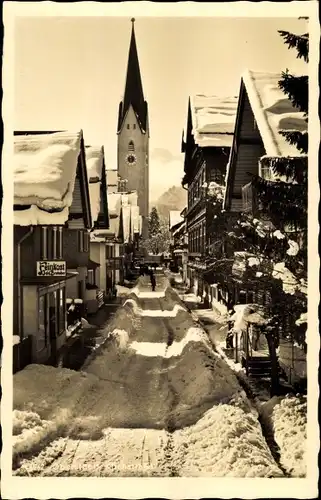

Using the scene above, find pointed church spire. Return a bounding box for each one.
[117,19,148,133]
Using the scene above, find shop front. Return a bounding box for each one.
[20,264,75,365]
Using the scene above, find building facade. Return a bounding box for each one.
[181,96,237,300]
[13,130,92,368]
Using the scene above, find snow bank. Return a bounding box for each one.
[175,397,283,477]
[116,284,132,296]
[181,293,202,304]
[13,365,99,459]
[242,70,307,157]
[14,131,82,225]
[129,327,211,359]
[260,395,307,477]
[191,95,237,148]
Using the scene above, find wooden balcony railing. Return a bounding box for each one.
[242,182,258,214]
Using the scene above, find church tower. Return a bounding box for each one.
[117,19,149,239]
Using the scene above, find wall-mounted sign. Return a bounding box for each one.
[37,261,66,277]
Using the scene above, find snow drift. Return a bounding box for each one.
[260,395,307,477]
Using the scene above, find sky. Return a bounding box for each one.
[14,15,308,200]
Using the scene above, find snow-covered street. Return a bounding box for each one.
[13,275,288,477]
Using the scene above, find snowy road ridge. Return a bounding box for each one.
[123,298,186,317]
[13,276,285,477]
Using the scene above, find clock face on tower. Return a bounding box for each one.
[125,153,137,165]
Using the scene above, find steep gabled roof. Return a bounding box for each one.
[117,19,148,133]
[13,130,91,228]
[223,70,308,210]
[85,145,109,230]
[169,210,183,229]
[190,95,237,148]
[241,70,307,156]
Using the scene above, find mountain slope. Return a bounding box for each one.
[150,185,187,221]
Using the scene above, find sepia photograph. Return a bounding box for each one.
[1,1,319,498]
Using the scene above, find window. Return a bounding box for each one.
[58,227,63,259]
[133,124,136,130]
[78,231,84,252]
[84,232,89,252]
[239,290,247,305]
[49,291,58,339]
[38,295,48,351]
[128,141,135,152]
[52,227,57,259]
[58,287,66,335]
[87,269,95,285]
[41,227,48,259]
[127,124,130,130]
[106,245,114,259]
[78,231,89,252]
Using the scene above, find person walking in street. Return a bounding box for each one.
[150,270,156,291]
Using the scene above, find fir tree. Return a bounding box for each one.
[278,30,309,63]
[148,207,161,237]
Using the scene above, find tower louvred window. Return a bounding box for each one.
[128,141,135,152]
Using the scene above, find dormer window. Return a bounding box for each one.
[128,141,135,152]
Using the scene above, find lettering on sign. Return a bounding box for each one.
[37,261,66,277]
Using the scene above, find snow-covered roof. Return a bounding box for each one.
[106,192,140,240]
[191,95,237,148]
[107,169,118,192]
[122,205,131,243]
[14,130,82,225]
[138,215,143,236]
[130,205,140,236]
[242,70,307,157]
[86,146,104,182]
[107,193,122,217]
[169,210,183,229]
[86,146,104,224]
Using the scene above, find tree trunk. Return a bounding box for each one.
[265,332,280,397]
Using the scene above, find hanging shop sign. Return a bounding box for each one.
[37,260,67,277]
